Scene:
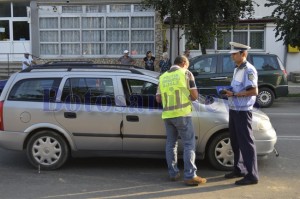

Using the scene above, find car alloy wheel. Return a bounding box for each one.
[257,87,275,108]
[26,130,69,170]
[207,132,234,171]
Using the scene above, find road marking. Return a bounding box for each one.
[278,136,300,140]
[265,113,300,116]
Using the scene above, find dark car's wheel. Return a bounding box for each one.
[26,130,69,170]
[207,132,234,171]
[257,87,275,108]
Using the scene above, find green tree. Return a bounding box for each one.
[142,0,255,54]
[265,0,300,49]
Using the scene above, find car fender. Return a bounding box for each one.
[258,83,275,90]
[23,123,77,150]
[197,124,228,156]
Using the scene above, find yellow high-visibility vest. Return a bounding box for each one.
[159,68,192,119]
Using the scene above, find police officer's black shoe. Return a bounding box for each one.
[235,177,258,185]
[224,171,246,179]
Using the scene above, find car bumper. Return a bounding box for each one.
[0,131,26,150]
[255,127,277,155]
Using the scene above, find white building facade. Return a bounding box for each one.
[0,0,163,67]
[0,0,299,74]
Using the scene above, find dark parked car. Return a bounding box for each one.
[189,53,289,108]
[0,80,7,95]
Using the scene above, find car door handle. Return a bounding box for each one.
[64,112,77,119]
[210,77,228,80]
[126,115,139,122]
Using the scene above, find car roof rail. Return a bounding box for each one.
[44,60,94,65]
[21,64,145,74]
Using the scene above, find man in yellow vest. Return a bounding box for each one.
[156,55,207,186]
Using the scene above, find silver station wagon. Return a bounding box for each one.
[0,64,277,171]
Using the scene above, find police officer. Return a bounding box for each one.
[223,42,259,185]
[156,55,206,186]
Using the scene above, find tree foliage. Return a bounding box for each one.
[142,0,255,54]
[265,0,300,49]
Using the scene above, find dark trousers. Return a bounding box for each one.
[229,109,259,180]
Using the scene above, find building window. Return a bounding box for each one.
[110,4,131,13]
[82,17,104,55]
[62,6,82,13]
[86,5,107,13]
[38,4,155,57]
[186,24,265,51]
[134,5,154,12]
[216,24,265,50]
[0,2,11,17]
[13,21,30,40]
[0,2,29,42]
[0,20,10,41]
[13,2,28,17]
[39,17,59,55]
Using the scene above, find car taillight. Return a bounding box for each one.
[282,69,287,75]
[0,101,4,130]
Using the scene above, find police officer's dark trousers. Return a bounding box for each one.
[229,109,259,181]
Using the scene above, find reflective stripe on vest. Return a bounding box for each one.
[163,90,191,111]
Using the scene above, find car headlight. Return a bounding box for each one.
[257,119,272,130]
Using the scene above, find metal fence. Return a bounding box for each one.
[0,53,39,78]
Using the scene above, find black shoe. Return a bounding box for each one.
[224,172,246,179]
[235,177,258,185]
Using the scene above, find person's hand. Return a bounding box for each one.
[220,89,234,97]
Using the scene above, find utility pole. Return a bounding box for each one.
[169,0,173,62]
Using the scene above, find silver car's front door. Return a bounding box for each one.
[54,76,122,150]
[119,77,166,152]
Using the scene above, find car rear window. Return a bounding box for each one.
[8,78,61,102]
[190,56,217,74]
[61,78,115,106]
[222,55,235,73]
[251,55,279,71]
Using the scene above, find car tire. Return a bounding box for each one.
[257,87,275,108]
[26,130,69,170]
[207,132,234,171]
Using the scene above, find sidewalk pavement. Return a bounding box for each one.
[288,81,300,94]
[276,81,300,102]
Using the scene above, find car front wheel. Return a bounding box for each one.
[257,87,275,108]
[26,130,69,170]
[207,132,234,171]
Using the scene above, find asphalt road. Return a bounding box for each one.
[0,99,300,199]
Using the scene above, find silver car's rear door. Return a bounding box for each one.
[54,75,122,150]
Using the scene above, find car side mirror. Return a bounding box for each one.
[191,71,199,76]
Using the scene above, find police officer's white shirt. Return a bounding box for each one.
[22,56,33,70]
[228,61,258,111]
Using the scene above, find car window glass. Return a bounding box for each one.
[61,78,115,106]
[222,55,235,73]
[276,56,285,70]
[190,56,217,74]
[252,55,279,71]
[8,78,61,102]
[121,78,161,109]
